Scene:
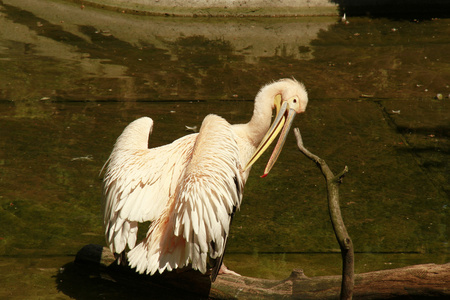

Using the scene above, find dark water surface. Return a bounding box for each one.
[0,0,449,298]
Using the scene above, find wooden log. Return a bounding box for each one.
[75,244,450,299]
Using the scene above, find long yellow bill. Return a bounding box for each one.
[244,101,297,177]
[261,108,297,177]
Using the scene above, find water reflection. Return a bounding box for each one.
[1,0,338,103]
[0,0,449,298]
[2,1,449,104]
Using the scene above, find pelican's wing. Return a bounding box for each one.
[127,114,244,277]
[102,117,197,254]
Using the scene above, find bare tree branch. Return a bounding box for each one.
[294,127,354,300]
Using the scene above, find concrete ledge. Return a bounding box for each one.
[72,0,339,17]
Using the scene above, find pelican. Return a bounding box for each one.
[102,78,308,281]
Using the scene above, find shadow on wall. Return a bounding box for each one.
[332,0,450,18]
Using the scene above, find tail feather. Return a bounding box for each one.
[127,216,212,276]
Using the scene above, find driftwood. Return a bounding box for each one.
[294,128,354,299]
[74,244,450,299]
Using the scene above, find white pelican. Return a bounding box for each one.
[102,78,308,281]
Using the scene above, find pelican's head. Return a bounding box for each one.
[245,78,308,177]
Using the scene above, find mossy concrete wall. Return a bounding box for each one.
[75,0,339,17]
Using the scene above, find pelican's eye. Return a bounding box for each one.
[293,99,297,103]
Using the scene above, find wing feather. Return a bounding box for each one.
[127,114,245,277]
[102,117,197,254]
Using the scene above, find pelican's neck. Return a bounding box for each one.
[245,82,283,146]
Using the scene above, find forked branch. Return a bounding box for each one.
[294,128,354,300]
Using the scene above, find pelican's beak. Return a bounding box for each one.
[261,107,297,177]
[244,97,298,177]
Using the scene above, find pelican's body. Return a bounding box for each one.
[102,78,308,281]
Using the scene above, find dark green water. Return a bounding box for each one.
[0,0,449,298]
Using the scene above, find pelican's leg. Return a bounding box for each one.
[218,263,241,277]
[115,252,127,266]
